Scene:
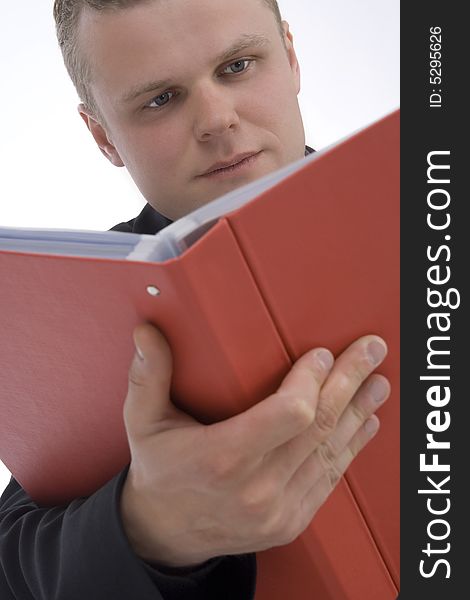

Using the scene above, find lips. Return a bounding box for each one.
[199,152,260,176]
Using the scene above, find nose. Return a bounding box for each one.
[192,84,240,142]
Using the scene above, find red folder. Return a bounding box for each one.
[0,110,399,599]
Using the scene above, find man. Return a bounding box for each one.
[0,1,391,598]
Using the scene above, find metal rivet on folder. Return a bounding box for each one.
[146,285,161,297]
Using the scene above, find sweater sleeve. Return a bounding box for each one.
[0,470,256,600]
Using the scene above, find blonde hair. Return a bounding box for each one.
[53,0,284,119]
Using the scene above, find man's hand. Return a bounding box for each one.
[120,323,390,568]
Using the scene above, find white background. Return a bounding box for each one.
[0,0,399,494]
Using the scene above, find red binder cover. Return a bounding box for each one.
[0,110,399,599]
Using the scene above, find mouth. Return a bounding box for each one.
[198,151,262,179]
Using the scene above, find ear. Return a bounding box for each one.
[281,21,301,94]
[78,104,125,167]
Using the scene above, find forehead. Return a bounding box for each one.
[78,0,279,93]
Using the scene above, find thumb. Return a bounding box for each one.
[123,323,176,437]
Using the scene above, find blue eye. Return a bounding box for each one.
[222,60,251,75]
[148,91,175,109]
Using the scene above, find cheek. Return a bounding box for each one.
[240,67,299,129]
[122,122,188,185]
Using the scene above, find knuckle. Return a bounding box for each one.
[257,507,297,546]
[343,445,356,464]
[206,452,241,482]
[344,359,370,387]
[350,402,368,425]
[277,518,302,546]
[258,509,286,544]
[313,400,339,434]
[317,440,337,467]
[128,361,146,390]
[239,484,273,518]
[285,395,315,431]
[122,400,132,428]
[326,466,342,489]
[253,495,314,547]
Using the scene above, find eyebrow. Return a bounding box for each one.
[120,33,271,105]
[218,33,270,64]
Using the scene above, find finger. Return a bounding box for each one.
[276,348,334,399]
[294,415,380,511]
[208,347,334,460]
[291,416,381,536]
[310,335,387,443]
[319,374,390,461]
[260,374,389,487]
[123,323,186,438]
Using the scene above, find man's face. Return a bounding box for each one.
[79,0,306,220]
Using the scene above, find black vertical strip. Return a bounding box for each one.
[401,2,465,598]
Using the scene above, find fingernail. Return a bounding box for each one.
[364,416,379,434]
[367,340,386,366]
[135,343,145,361]
[316,349,334,370]
[366,378,389,404]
